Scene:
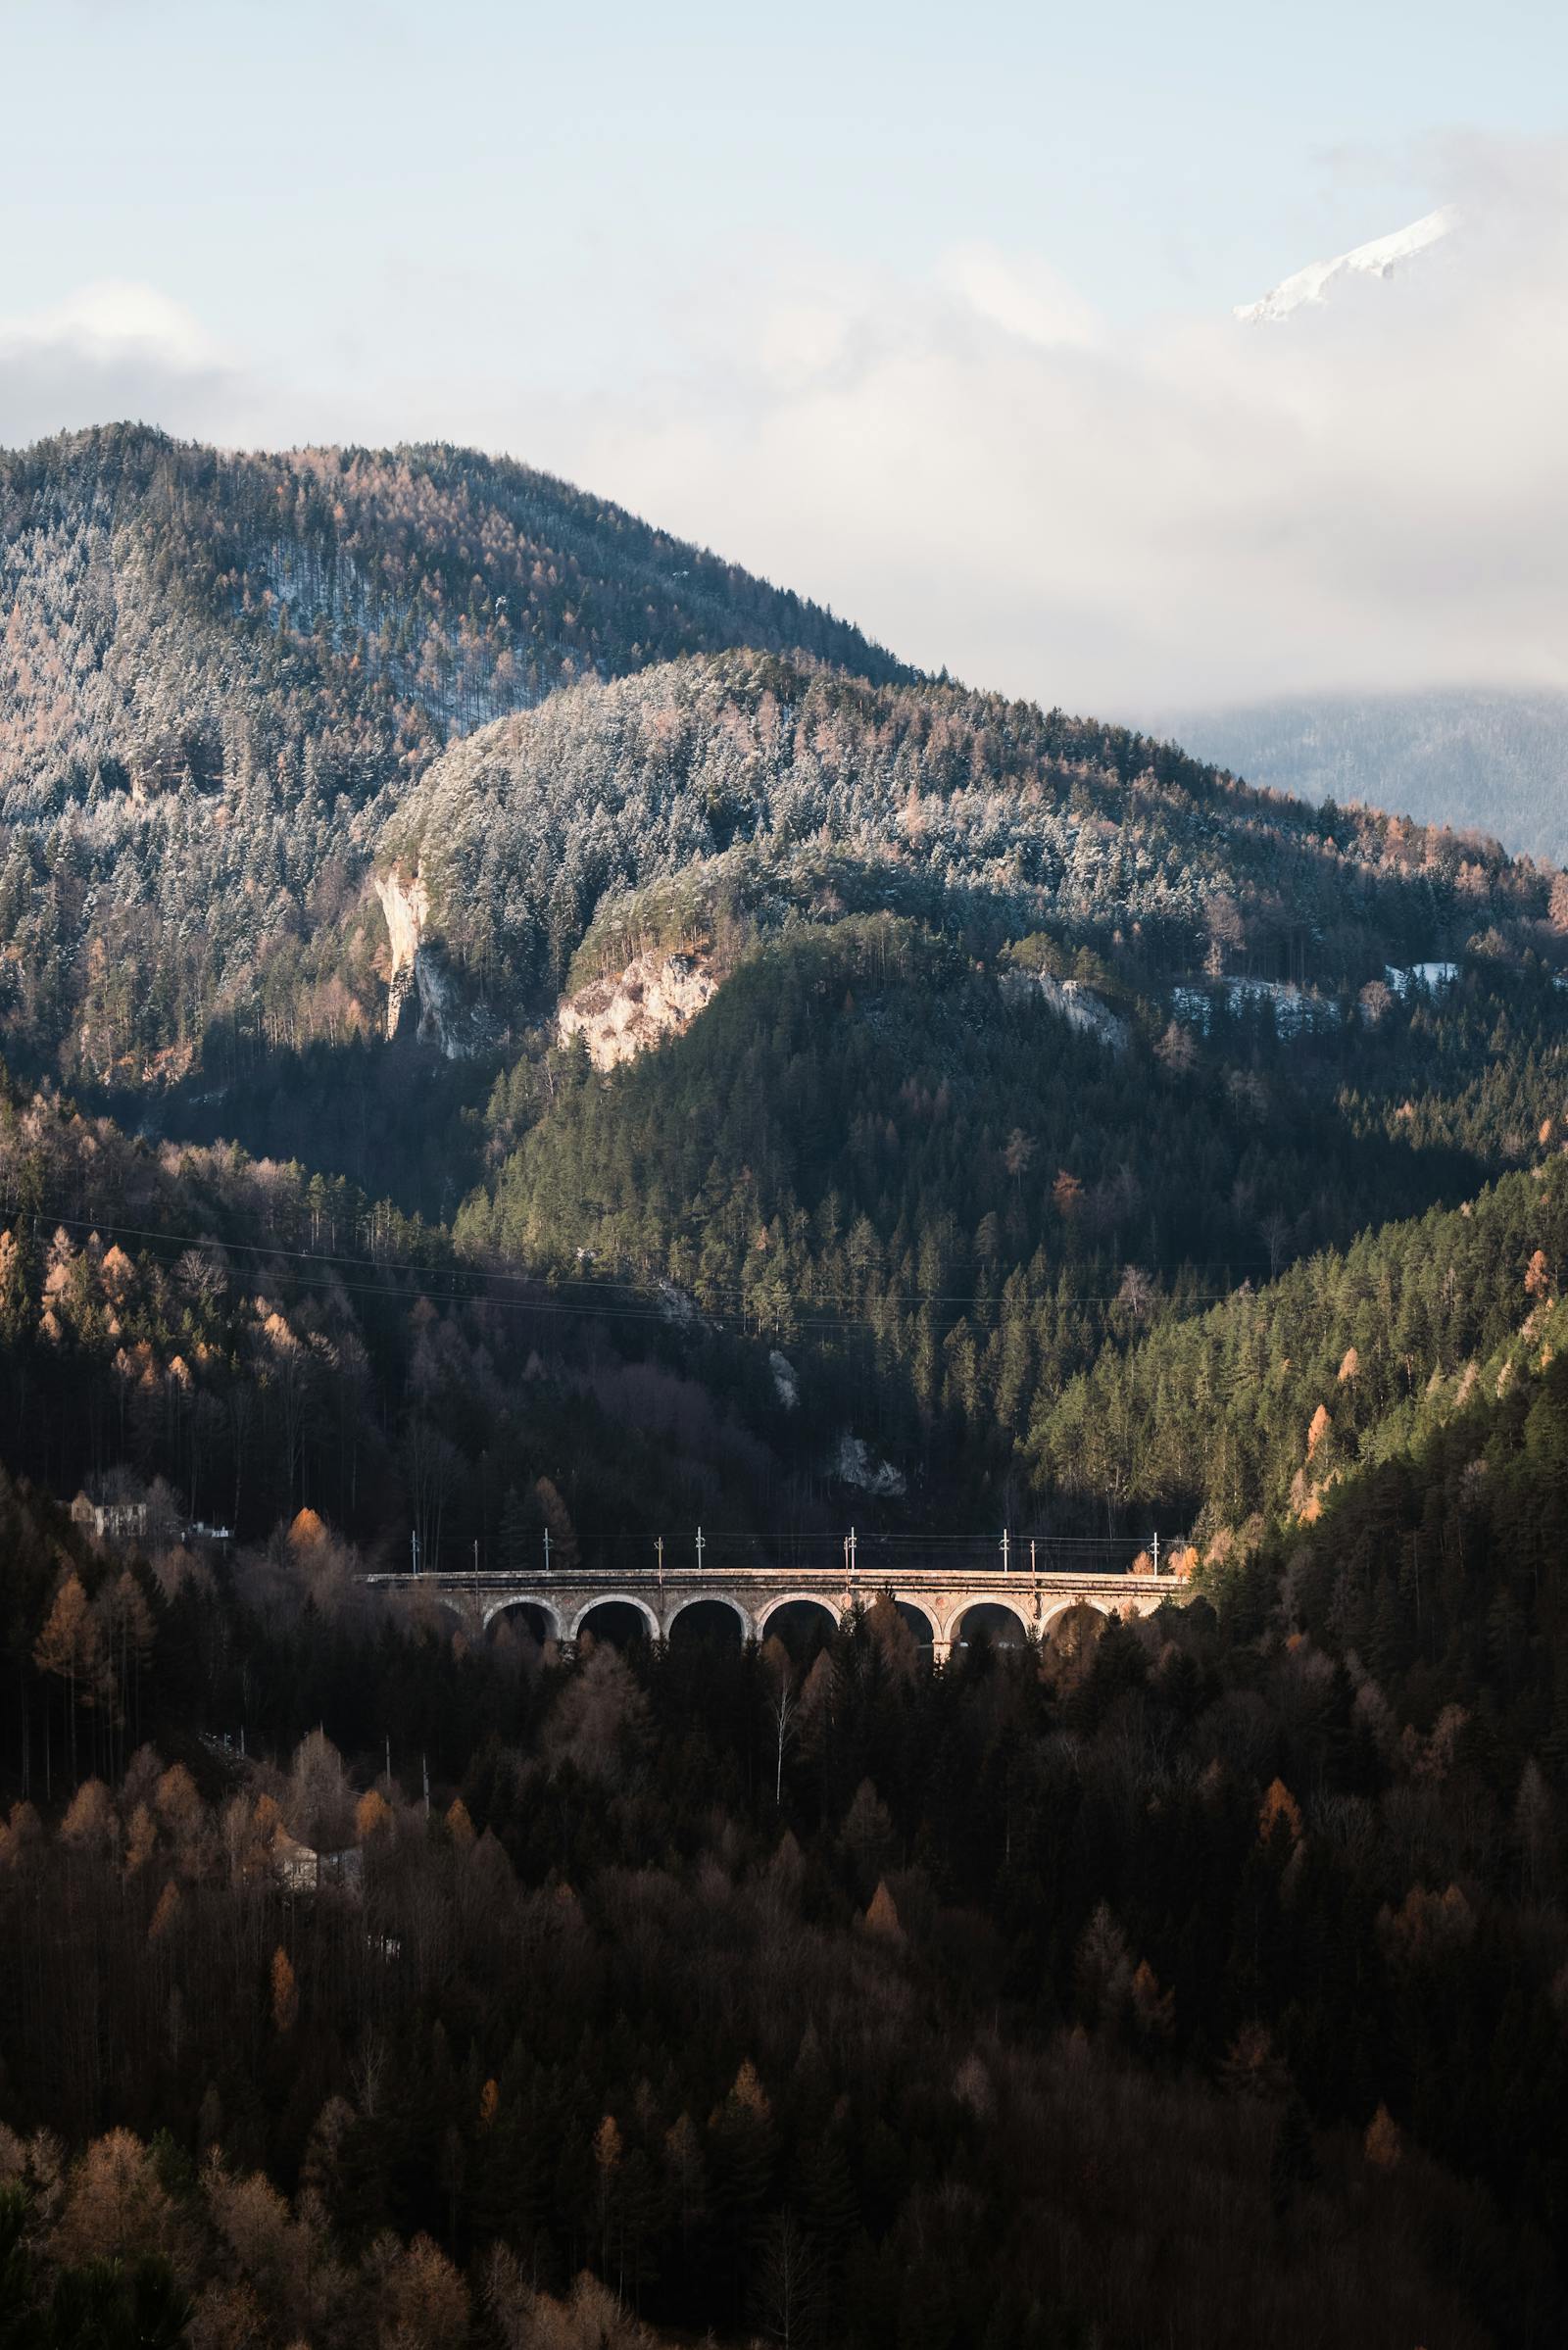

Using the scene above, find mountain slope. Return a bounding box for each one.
[379,649,1551,1017]
[1029,1153,1568,1535]
[0,423,908,794]
[0,424,907,1078]
[449,906,1568,1511]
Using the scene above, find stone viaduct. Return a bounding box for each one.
[362,1562,1191,1664]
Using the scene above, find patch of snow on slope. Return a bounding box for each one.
[1385,961,1461,998]
[1236,207,1457,324]
[1172,978,1332,1038]
[657,1280,702,1329]
[831,1433,906,1498]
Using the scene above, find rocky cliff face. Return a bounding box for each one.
[373,865,490,1058]
[1001,968,1129,1053]
[374,866,431,1040]
[558,953,717,1071]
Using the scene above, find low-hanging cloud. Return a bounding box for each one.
[0,279,256,453]
[566,137,1568,714]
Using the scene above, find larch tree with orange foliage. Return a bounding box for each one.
[32,1572,107,1790]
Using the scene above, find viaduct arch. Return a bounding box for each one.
[667,1592,751,1640]
[569,1592,662,1644]
[889,1595,941,1647]
[755,1591,842,1641]
[950,1597,1034,1647]
[485,1595,564,1643]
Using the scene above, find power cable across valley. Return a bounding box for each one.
[11,1201,1267,1340]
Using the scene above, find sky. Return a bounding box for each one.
[2,0,1566,714]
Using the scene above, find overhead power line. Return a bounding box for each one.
[13,1202,1266,1338]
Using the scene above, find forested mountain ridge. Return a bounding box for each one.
[1,424,1561,1110]
[0,425,906,1080]
[379,648,1554,1013]
[1031,1151,1568,1535]
[0,425,907,796]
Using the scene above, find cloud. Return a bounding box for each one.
[936,245,1102,351]
[0,279,254,449]
[0,281,222,368]
[563,137,1568,713]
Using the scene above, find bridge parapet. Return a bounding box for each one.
[361,1565,1191,1661]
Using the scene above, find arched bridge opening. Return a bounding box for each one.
[1043,1600,1111,1661]
[757,1594,840,1663]
[667,1595,750,1650]
[574,1595,660,1649]
[485,1598,563,1650]
[951,1600,1033,1651]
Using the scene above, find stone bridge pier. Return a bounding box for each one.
[362,1565,1189,1663]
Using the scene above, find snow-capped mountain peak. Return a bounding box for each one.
[1236,206,1458,324]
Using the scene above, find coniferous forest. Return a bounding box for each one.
[3,424,1568,2346]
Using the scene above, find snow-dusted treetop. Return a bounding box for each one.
[1235,205,1458,324]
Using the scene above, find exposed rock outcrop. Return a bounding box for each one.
[375,865,431,1041]
[557,952,717,1071]
[373,864,490,1058]
[1001,968,1130,1053]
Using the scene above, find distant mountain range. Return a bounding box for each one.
[1152,688,1568,864]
